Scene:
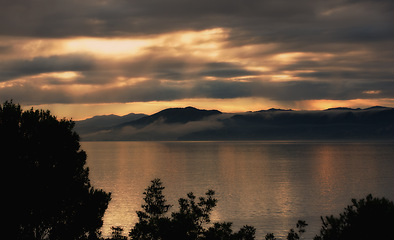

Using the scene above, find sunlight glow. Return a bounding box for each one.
[32,71,83,81]
[363,90,381,95]
[61,28,228,59]
[271,74,293,82]
[0,79,25,88]
[297,99,394,110]
[273,52,306,63]
[114,77,150,87]
[152,28,228,59]
[64,38,150,56]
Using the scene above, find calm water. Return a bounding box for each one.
[82,141,394,239]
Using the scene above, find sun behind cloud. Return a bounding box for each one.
[64,38,150,57]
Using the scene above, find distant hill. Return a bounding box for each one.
[324,107,361,111]
[75,113,146,136]
[182,107,394,140]
[119,106,222,128]
[76,106,394,141]
[323,106,391,111]
[255,108,293,113]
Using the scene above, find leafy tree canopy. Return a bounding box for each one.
[129,178,256,240]
[1,101,111,240]
[121,180,394,240]
[314,194,394,240]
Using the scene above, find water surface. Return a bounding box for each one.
[82,141,394,239]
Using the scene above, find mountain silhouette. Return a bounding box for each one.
[182,107,394,140]
[119,106,222,128]
[324,107,361,111]
[75,113,146,135]
[255,108,294,113]
[364,106,390,110]
[76,106,394,141]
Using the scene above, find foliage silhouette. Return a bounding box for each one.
[204,223,256,240]
[129,178,172,240]
[264,233,277,240]
[263,220,307,240]
[118,180,394,240]
[313,194,394,240]
[129,179,256,240]
[287,220,308,240]
[106,227,127,240]
[1,101,111,240]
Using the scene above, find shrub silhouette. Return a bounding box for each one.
[2,101,111,240]
[314,194,394,240]
[264,220,307,240]
[124,180,394,240]
[106,227,128,240]
[129,178,256,240]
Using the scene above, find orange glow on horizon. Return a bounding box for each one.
[297,99,394,110]
[23,97,394,121]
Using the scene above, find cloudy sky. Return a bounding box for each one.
[1,0,393,119]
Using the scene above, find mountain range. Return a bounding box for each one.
[75,106,394,141]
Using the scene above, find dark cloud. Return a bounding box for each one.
[0,80,73,104]
[3,76,393,105]
[295,71,394,81]
[200,62,260,78]
[0,0,393,107]
[200,69,259,78]
[0,52,260,84]
[78,79,187,103]
[1,0,393,45]
[1,47,393,105]
[1,54,95,81]
[93,78,384,102]
[1,1,393,59]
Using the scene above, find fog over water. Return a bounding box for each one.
[83,141,394,239]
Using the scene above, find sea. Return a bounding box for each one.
[82,141,394,240]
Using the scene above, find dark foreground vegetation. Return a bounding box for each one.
[108,179,394,240]
[3,101,393,240]
[112,178,309,240]
[2,101,111,240]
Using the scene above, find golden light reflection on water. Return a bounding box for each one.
[214,144,295,225]
[83,141,394,239]
[310,143,384,211]
[313,144,337,204]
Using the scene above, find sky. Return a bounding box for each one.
[1,0,394,120]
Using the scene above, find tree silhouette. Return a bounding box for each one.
[129,178,256,240]
[106,227,128,240]
[129,178,172,240]
[1,101,111,240]
[287,220,308,240]
[263,220,307,240]
[314,194,394,240]
[107,180,393,240]
[170,190,218,240]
